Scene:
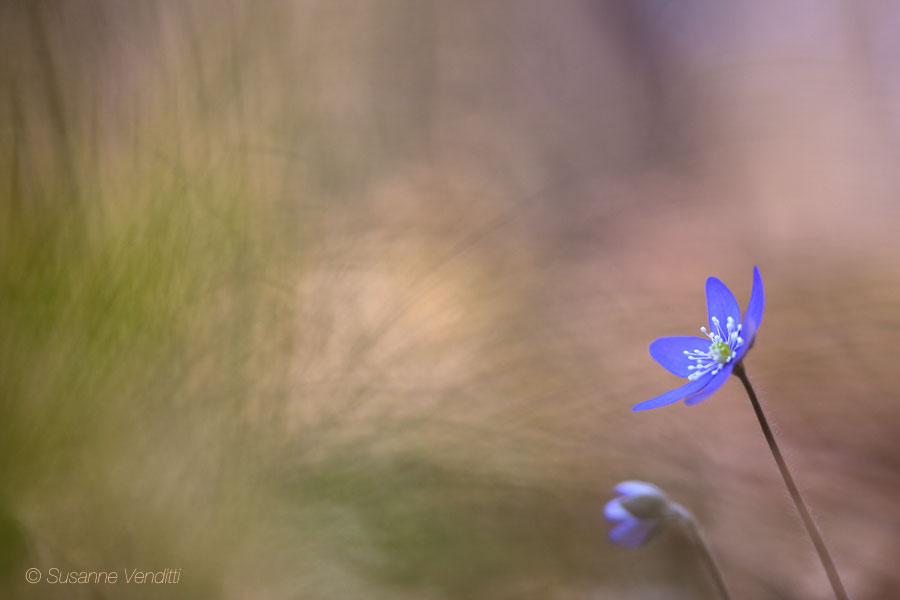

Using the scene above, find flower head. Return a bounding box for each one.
[604,481,686,547]
[633,267,765,411]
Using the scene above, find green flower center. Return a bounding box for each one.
[709,341,732,364]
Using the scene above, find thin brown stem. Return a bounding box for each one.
[733,363,849,600]
[680,512,732,600]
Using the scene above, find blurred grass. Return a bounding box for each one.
[1,2,899,599]
[0,5,294,597]
[0,110,289,600]
[0,4,621,599]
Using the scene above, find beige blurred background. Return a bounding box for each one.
[1,1,899,599]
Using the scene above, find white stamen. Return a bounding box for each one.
[684,315,745,381]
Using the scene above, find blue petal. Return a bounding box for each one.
[706,276,741,334]
[632,376,709,411]
[609,517,658,548]
[737,266,765,357]
[684,364,734,405]
[614,481,663,498]
[650,336,712,377]
[605,498,629,523]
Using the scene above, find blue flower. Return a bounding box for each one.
[633,267,765,411]
[605,481,686,547]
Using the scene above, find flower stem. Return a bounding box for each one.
[679,511,732,600]
[733,363,849,600]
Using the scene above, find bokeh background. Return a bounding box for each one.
[2,1,899,598]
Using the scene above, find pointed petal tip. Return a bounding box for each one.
[632,398,672,412]
[633,375,709,411]
[752,266,764,291]
[742,265,765,344]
